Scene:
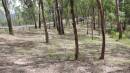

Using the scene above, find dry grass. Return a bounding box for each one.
[0,25,130,73]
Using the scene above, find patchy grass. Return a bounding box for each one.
[118,39,130,47]
[0,25,130,73]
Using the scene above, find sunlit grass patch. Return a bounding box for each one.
[118,39,130,47]
[80,36,101,44]
[47,52,74,61]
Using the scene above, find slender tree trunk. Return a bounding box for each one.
[39,0,41,29]
[115,0,122,39]
[86,16,89,35]
[55,0,64,35]
[2,0,14,35]
[40,0,49,43]
[87,8,90,35]
[92,7,96,30]
[55,0,61,34]
[52,7,56,27]
[60,0,65,34]
[33,13,37,29]
[91,17,94,40]
[70,0,79,60]
[96,0,106,59]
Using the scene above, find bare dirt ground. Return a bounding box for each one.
[0,25,130,73]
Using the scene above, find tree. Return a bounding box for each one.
[115,0,123,39]
[96,0,106,59]
[40,0,49,43]
[2,0,14,35]
[38,0,41,29]
[55,0,64,35]
[70,0,79,60]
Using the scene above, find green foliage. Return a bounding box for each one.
[124,0,130,24]
[108,28,117,38]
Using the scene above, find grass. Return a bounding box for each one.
[47,52,74,61]
[108,56,130,65]
[0,25,130,73]
[80,36,100,44]
[0,29,9,34]
[119,39,130,47]
[108,30,130,47]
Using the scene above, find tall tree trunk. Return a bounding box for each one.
[92,7,96,30]
[55,0,61,34]
[55,0,64,35]
[40,0,49,43]
[86,16,89,35]
[70,0,79,60]
[52,6,56,28]
[38,0,41,29]
[60,0,65,34]
[91,18,94,40]
[33,13,37,29]
[96,0,106,59]
[2,0,14,35]
[87,8,90,35]
[115,0,122,39]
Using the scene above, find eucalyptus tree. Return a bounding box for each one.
[40,0,49,43]
[96,0,106,59]
[38,0,41,29]
[70,0,79,60]
[55,0,64,35]
[2,0,14,35]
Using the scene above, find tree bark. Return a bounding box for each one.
[92,7,96,30]
[2,0,14,35]
[40,0,49,43]
[115,0,122,39]
[55,0,64,35]
[38,0,41,29]
[33,13,37,29]
[96,0,106,59]
[70,0,79,60]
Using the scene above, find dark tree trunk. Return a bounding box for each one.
[86,16,89,35]
[60,0,65,34]
[40,0,49,43]
[70,0,79,60]
[38,0,41,29]
[91,20,94,40]
[55,0,64,35]
[92,7,96,30]
[33,13,37,29]
[96,0,106,59]
[87,8,90,35]
[2,0,14,35]
[123,22,126,31]
[52,7,56,28]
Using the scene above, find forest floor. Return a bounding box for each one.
[0,24,130,73]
